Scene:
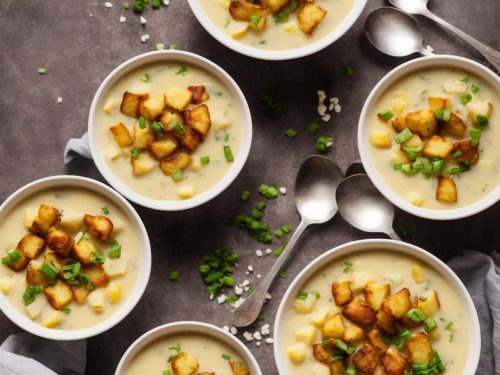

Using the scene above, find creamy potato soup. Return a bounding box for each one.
[98,62,241,201]
[282,251,467,375]
[124,333,250,375]
[0,188,140,330]
[368,68,499,209]
[201,0,355,51]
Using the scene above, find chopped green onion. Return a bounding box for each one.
[90,251,105,265]
[108,239,122,259]
[151,0,161,9]
[175,66,188,76]
[224,145,234,162]
[22,285,43,306]
[279,270,287,278]
[171,121,185,136]
[345,65,355,76]
[130,147,141,158]
[257,314,266,321]
[378,109,394,121]
[169,271,180,281]
[345,368,357,375]
[41,263,59,279]
[311,290,320,298]
[285,128,297,138]
[399,330,412,340]
[445,321,454,331]
[394,128,413,144]
[140,73,151,83]
[251,208,263,220]
[335,339,355,355]
[151,121,164,134]
[321,338,332,347]
[61,307,71,314]
[432,159,444,172]
[258,184,279,199]
[297,291,308,300]
[471,138,480,147]
[169,44,177,50]
[256,201,267,211]
[101,206,110,215]
[241,190,251,202]
[200,156,210,165]
[406,308,427,323]
[476,115,489,125]
[422,164,432,178]
[37,67,46,75]
[171,170,183,182]
[316,136,333,153]
[155,43,165,51]
[249,15,260,27]
[273,10,289,23]
[452,150,463,158]
[307,122,320,134]
[471,85,480,94]
[343,261,353,274]
[468,127,481,139]
[221,353,231,361]
[1,249,22,266]
[401,164,413,175]
[122,2,130,10]
[163,370,172,375]
[274,229,283,238]
[282,225,292,233]
[393,163,402,171]
[138,116,146,129]
[224,133,230,142]
[424,318,437,333]
[331,351,345,361]
[460,93,472,105]
[449,166,462,175]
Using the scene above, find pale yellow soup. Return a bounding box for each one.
[98,62,241,201]
[125,333,248,375]
[201,0,355,51]
[368,68,500,209]
[282,250,468,375]
[0,188,140,330]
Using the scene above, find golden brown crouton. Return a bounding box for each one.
[149,136,179,160]
[321,312,345,339]
[165,87,193,112]
[392,114,407,133]
[312,343,334,364]
[365,283,391,311]
[188,85,209,105]
[120,91,149,118]
[229,361,249,375]
[405,110,438,137]
[436,176,457,203]
[44,279,73,310]
[380,349,407,375]
[330,361,346,375]
[417,291,441,317]
[131,151,157,176]
[71,284,90,304]
[6,249,29,271]
[17,234,45,259]
[298,1,327,35]
[26,261,49,286]
[159,109,184,128]
[180,125,202,151]
[343,320,365,343]
[84,215,113,242]
[367,329,389,354]
[184,104,211,137]
[381,288,412,319]
[72,238,97,266]
[428,96,451,111]
[83,265,109,288]
[452,139,479,166]
[44,251,65,274]
[159,151,193,175]
[439,112,467,137]
[406,332,433,365]
[109,123,133,148]
[376,309,398,335]
[332,280,354,306]
[352,343,380,373]
[262,0,290,12]
[342,296,376,327]
[139,94,165,121]
[32,204,60,236]
[171,352,199,375]
[422,135,454,159]
[46,227,74,257]
[229,0,268,30]
[133,123,155,150]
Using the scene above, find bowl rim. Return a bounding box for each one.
[357,54,500,220]
[273,239,481,374]
[88,50,252,211]
[0,175,152,340]
[114,321,263,375]
[185,0,368,61]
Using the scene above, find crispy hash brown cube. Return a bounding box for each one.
[229,361,250,375]
[452,138,479,166]
[406,332,433,365]
[428,96,451,111]
[381,287,412,319]
[422,135,454,159]
[436,176,457,203]
[439,112,467,137]
[171,352,199,375]
[83,265,109,288]
[229,0,268,30]
[120,91,149,118]
[159,151,193,176]
[367,328,389,354]
[26,261,49,286]
[131,151,157,176]
[342,296,376,327]
[139,94,165,121]
[298,1,327,35]
[159,109,184,128]
[405,109,438,138]
[165,86,193,112]
[72,238,97,266]
[149,136,179,160]
[133,123,155,150]
[184,104,212,136]
[352,343,380,373]
[376,309,398,335]
[343,319,365,343]
[32,204,60,236]
[312,342,333,364]
[44,251,65,274]
[180,125,202,151]
[44,279,73,310]
[332,279,354,306]
[109,123,133,148]
[365,283,390,311]
[262,0,290,12]
[321,312,345,339]
[46,227,74,257]
[188,85,209,104]
[71,284,90,304]
[392,113,407,133]
[17,234,45,259]
[330,362,346,375]
[381,349,408,375]
[84,215,113,241]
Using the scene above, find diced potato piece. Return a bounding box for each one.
[46,228,73,257]
[228,19,250,39]
[376,309,397,335]
[405,110,438,137]
[159,151,193,176]
[165,86,192,111]
[478,159,494,171]
[407,191,424,207]
[83,265,109,289]
[297,1,327,35]
[107,281,122,304]
[295,324,318,345]
[262,0,289,12]
[188,85,209,105]
[367,329,389,354]
[180,125,202,151]
[219,0,230,9]
[312,363,330,375]
[332,279,353,306]
[293,293,318,314]
[329,362,345,375]
[159,109,184,128]
[384,273,403,285]
[342,296,376,327]
[443,80,467,94]
[71,284,90,304]
[351,271,374,292]
[88,289,105,313]
[32,204,60,236]
[133,123,155,150]
[402,134,423,149]
[104,255,128,277]
[0,276,14,294]
[44,280,73,310]
[439,113,467,137]
[120,92,148,118]
[321,312,345,339]
[406,332,433,365]
[103,98,117,114]
[184,104,211,136]
[24,207,38,232]
[417,290,440,317]
[26,261,48,286]
[311,307,334,327]
[131,151,157,176]
[229,361,249,375]
[191,157,202,172]
[149,136,178,160]
[467,101,492,125]
[44,251,65,273]
[283,21,298,36]
[72,238,96,266]
[370,131,392,148]
[17,234,45,259]
[343,319,365,343]
[412,265,425,283]
[312,343,333,364]
[178,185,196,199]
[287,343,308,364]
[381,288,412,319]
[109,123,133,148]
[390,92,408,114]
[428,96,451,111]
[6,249,29,271]
[365,283,390,310]
[392,113,407,133]
[172,352,199,375]
[139,94,165,121]
[422,135,453,159]
[390,149,409,165]
[352,343,380,373]
[229,0,268,31]
[59,208,83,233]
[42,310,63,328]
[25,296,45,319]
[453,139,479,166]
[436,176,457,203]
[381,349,407,375]
[84,215,113,242]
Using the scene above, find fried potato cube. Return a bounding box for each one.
[376,309,398,335]
[229,0,268,31]
[417,290,440,317]
[329,362,346,375]
[381,349,408,375]
[411,265,425,283]
[109,123,133,148]
[439,112,467,137]
[381,288,412,319]
[180,125,202,151]
[171,352,199,375]
[165,86,192,112]
[332,279,354,306]
[133,123,155,150]
[312,343,333,364]
[311,307,334,327]
[453,139,480,166]
[188,85,209,105]
[436,176,457,203]
[83,265,109,289]
[17,234,45,259]
[296,324,319,345]
[44,251,65,274]
[229,361,249,375]
[293,293,318,314]
[367,328,389,354]
[422,135,454,159]
[149,136,179,160]
[392,113,407,133]
[32,204,60,236]
[466,100,492,125]
[365,283,391,311]
[184,104,211,136]
[46,227,73,257]
[72,238,96,266]
[405,110,438,137]
[343,320,365,343]
[159,151,193,175]
[24,207,38,232]
[25,296,45,319]
[26,261,49,286]
[59,208,83,233]
[107,281,122,304]
[321,313,345,339]
[402,134,423,149]
[84,215,113,242]
[44,279,73,310]
[88,289,105,313]
[287,343,308,364]
[297,1,327,35]
[131,151,157,176]
[120,91,148,118]
[369,131,392,148]
[6,249,30,271]
[159,109,184,128]
[139,94,165,121]
[71,284,90,304]
[262,0,290,12]
[42,310,63,328]
[352,343,380,373]
[342,296,376,327]
[428,96,451,111]
[406,332,433,365]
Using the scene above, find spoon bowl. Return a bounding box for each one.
[387,0,428,14]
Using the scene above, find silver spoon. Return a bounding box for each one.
[336,174,401,241]
[231,156,344,327]
[365,7,434,57]
[388,0,500,72]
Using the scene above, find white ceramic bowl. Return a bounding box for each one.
[358,55,500,220]
[88,50,252,211]
[0,175,152,340]
[186,0,367,60]
[115,321,263,374]
[273,239,480,374]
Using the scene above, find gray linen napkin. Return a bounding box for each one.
[63,133,92,165]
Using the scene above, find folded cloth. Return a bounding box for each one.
[63,132,92,165]
[448,250,500,375]
[0,333,86,375]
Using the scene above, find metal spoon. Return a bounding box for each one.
[388,0,500,72]
[365,7,434,57]
[336,174,401,241]
[231,156,344,327]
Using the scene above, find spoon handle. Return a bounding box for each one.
[231,219,309,327]
[386,228,402,241]
[422,10,500,72]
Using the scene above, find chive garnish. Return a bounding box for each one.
[1,249,22,266]
[224,145,234,162]
[279,270,287,278]
[22,285,44,306]
[378,109,394,121]
[169,271,180,281]
[221,353,231,360]
[175,66,188,76]
[138,116,146,129]
[424,318,437,333]
[171,170,183,182]
[200,156,210,165]
[140,73,151,83]
[476,115,489,126]
[90,251,105,265]
[297,291,308,300]
[285,128,297,138]
[240,190,250,202]
[406,308,427,323]
[394,128,413,144]
[460,93,472,105]
[307,122,320,134]
[130,147,141,158]
[101,206,110,215]
[108,239,122,259]
[343,261,353,274]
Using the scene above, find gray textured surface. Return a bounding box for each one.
[0,0,499,374]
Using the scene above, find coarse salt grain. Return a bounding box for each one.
[243,331,253,341]
[162,0,170,4]
[256,341,261,347]
[217,294,227,304]
[253,331,262,341]
[317,104,327,116]
[140,34,150,43]
[140,16,147,25]
[242,280,250,287]
[334,104,342,113]
[245,271,250,276]
[119,16,126,23]
[279,187,287,194]
[265,293,272,300]
[230,327,238,335]
[265,248,272,255]
[104,2,113,8]
[57,97,62,104]
[265,338,274,344]
[257,274,262,278]
[321,114,331,122]
[256,249,263,257]
[235,286,243,295]
[247,265,254,272]
[222,325,230,332]
[330,97,339,104]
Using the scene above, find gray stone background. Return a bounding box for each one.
[0,0,499,374]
